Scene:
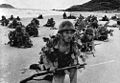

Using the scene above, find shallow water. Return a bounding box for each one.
[1,8,120,18]
[0,8,64,18]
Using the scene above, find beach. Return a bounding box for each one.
[0,9,120,83]
[0,14,77,83]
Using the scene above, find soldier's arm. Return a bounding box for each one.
[39,47,58,71]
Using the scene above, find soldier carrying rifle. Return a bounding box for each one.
[39,21,84,83]
[20,21,85,83]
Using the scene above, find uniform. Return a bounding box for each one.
[8,26,33,48]
[39,21,82,83]
[80,28,94,52]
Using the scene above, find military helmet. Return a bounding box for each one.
[58,21,75,33]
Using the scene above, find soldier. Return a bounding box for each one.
[26,21,39,37]
[117,19,120,30]
[0,15,9,26]
[37,14,43,19]
[1,15,6,21]
[78,14,84,20]
[44,18,55,27]
[75,18,86,32]
[101,15,109,21]
[16,16,21,21]
[97,26,107,40]
[67,14,76,19]
[8,25,33,48]
[63,12,67,19]
[9,15,14,20]
[49,18,55,27]
[39,21,83,83]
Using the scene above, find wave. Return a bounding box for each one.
[0,8,119,19]
[0,8,64,18]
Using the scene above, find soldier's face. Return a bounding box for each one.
[62,30,74,43]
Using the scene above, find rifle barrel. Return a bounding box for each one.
[20,63,86,83]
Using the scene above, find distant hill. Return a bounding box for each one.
[0,4,15,8]
[66,0,120,11]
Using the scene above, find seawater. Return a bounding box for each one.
[0,8,64,18]
[0,8,120,18]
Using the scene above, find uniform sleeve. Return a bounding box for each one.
[71,43,81,65]
[39,46,57,70]
[74,43,81,57]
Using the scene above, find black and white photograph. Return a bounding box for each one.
[0,0,120,83]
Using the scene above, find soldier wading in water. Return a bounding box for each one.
[39,21,83,83]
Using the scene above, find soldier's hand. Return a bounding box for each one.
[50,66,56,73]
[76,64,80,69]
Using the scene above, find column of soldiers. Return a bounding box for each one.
[24,20,98,83]
[19,14,114,83]
[0,15,21,28]
[44,18,55,27]
[21,21,86,83]
[0,14,113,49]
[63,12,76,19]
[0,14,115,83]
[0,15,9,26]
[74,14,113,57]
[8,25,33,48]
[0,15,61,48]
[8,18,40,48]
[75,14,113,41]
[0,15,41,48]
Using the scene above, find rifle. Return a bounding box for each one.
[20,63,86,83]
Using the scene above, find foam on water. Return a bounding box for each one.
[0,8,64,18]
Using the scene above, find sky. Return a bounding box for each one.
[0,0,91,9]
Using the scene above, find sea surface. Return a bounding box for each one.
[1,8,120,18]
